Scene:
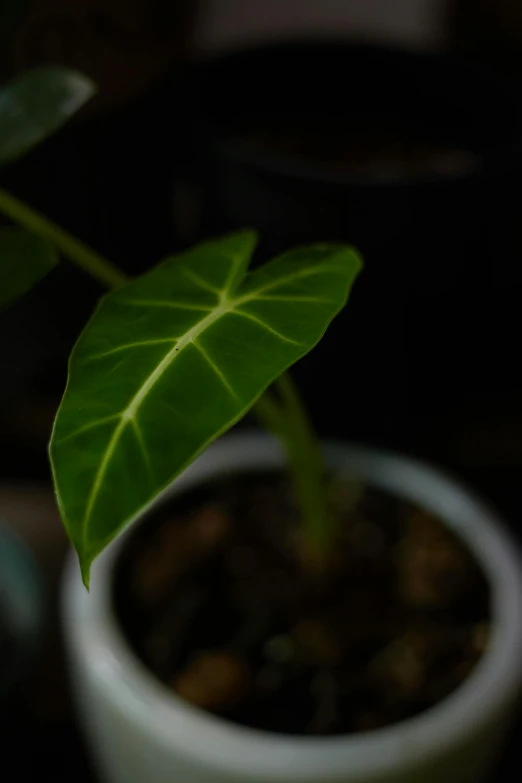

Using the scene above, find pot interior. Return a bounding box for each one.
[112,467,490,736]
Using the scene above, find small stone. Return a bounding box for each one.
[173,651,249,710]
[134,508,230,604]
[189,506,231,546]
[395,511,478,608]
[370,633,426,693]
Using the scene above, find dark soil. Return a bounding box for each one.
[113,472,490,736]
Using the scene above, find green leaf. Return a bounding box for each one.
[50,232,362,585]
[0,227,58,311]
[0,68,96,166]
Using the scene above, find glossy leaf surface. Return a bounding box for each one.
[50,232,362,584]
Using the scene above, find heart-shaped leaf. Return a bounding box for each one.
[0,68,95,166]
[50,232,362,585]
[0,227,58,311]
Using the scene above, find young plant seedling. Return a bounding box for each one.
[0,71,363,587]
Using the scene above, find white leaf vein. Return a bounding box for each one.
[234,309,303,345]
[193,339,238,400]
[86,338,176,361]
[181,267,222,296]
[54,414,120,445]
[118,298,211,313]
[132,418,153,477]
[77,258,350,541]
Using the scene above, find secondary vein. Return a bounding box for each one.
[81,300,233,533]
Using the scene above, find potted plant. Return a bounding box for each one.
[2,73,522,783]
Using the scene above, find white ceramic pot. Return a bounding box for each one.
[62,433,522,783]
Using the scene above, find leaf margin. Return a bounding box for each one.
[49,231,363,586]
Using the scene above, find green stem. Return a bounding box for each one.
[277,374,331,553]
[0,186,128,289]
[254,374,331,556]
[253,391,288,438]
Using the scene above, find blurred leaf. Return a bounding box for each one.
[0,68,96,166]
[50,232,362,585]
[0,227,58,311]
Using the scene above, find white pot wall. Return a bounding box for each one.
[62,433,522,783]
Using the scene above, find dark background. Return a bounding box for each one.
[1,0,522,780]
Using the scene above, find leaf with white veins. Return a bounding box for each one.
[50,231,362,584]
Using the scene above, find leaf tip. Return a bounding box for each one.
[351,246,365,273]
[80,557,92,591]
[225,227,259,255]
[335,244,365,281]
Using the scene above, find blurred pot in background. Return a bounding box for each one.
[177,41,522,444]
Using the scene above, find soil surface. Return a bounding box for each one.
[114,473,490,735]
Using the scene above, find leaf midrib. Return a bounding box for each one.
[80,297,234,540]
[78,260,345,545]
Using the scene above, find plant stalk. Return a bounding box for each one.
[0,186,128,289]
[254,374,331,558]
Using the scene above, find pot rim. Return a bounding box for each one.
[64,433,522,781]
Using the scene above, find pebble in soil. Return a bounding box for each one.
[113,472,490,736]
